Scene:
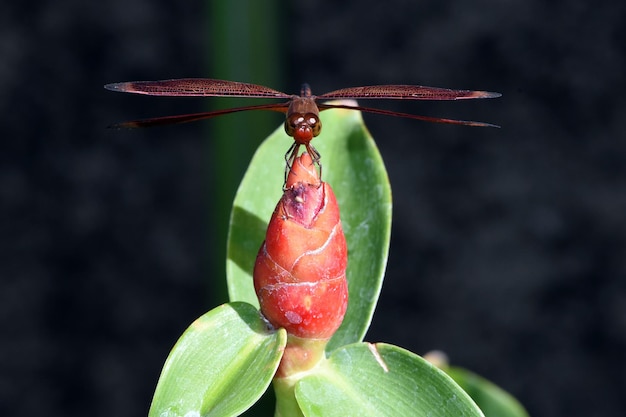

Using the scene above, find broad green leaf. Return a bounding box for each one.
[227,105,392,351]
[446,367,529,417]
[149,302,286,417]
[295,343,484,417]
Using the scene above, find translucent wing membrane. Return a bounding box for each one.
[318,85,501,101]
[107,102,290,129]
[317,102,500,128]
[105,78,292,98]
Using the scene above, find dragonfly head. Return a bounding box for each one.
[284,97,321,145]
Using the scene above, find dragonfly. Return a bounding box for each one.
[105,78,500,170]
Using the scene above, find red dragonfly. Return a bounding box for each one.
[105,78,500,167]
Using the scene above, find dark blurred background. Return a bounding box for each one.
[2,0,625,416]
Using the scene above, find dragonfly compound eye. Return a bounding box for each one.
[306,114,321,137]
[285,114,306,137]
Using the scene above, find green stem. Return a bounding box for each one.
[205,0,285,306]
[272,335,329,416]
[273,377,305,417]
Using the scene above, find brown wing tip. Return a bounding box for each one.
[465,120,501,128]
[462,90,502,99]
[104,82,145,94]
[106,120,140,129]
[104,82,129,92]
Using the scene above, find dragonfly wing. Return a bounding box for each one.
[318,85,501,101]
[105,78,292,99]
[317,102,500,128]
[108,102,290,129]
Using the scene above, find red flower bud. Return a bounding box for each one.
[253,153,348,339]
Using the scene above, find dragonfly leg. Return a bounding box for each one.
[305,144,322,181]
[282,143,322,189]
[283,143,300,188]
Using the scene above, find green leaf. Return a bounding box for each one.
[295,343,484,417]
[149,302,286,417]
[226,105,392,351]
[446,367,529,417]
